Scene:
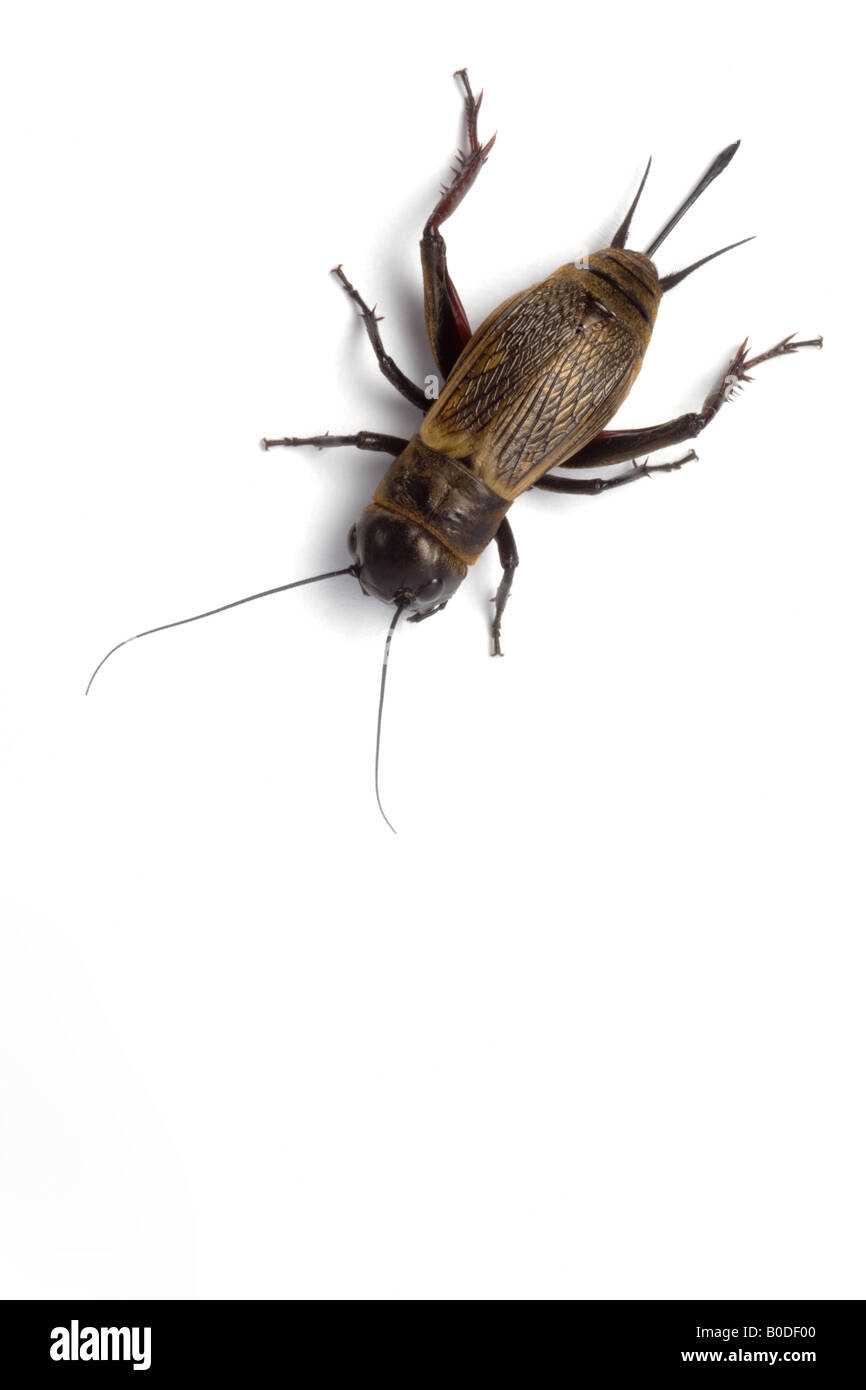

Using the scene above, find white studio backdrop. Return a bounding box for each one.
[1,1,862,1298]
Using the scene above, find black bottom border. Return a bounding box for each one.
[1,1299,860,1376]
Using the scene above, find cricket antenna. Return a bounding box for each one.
[645,141,741,259]
[85,566,357,695]
[375,604,404,835]
[611,156,652,249]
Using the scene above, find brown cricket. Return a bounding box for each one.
[88,71,822,830]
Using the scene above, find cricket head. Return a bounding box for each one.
[348,506,466,616]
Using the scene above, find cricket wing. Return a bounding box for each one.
[422,269,643,500]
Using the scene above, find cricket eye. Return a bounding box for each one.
[347,523,358,557]
[415,577,443,603]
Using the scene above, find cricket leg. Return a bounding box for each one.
[534,453,697,495]
[421,69,496,378]
[490,517,519,656]
[261,431,409,457]
[553,335,823,471]
[331,265,428,411]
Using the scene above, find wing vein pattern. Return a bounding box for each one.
[424,270,642,499]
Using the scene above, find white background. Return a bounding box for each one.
[1,1,862,1299]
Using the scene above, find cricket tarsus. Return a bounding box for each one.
[425,69,496,238]
[702,334,823,416]
[742,334,823,371]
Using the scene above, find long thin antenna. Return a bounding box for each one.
[659,235,754,291]
[645,141,740,259]
[611,156,652,249]
[375,604,404,835]
[85,566,357,695]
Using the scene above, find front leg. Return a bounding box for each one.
[261,430,408,457]
[555,335,823,471]
[490,517,519,657]
[421,69,496,378]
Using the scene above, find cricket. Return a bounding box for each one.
[87,70,822,831]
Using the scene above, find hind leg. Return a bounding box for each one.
[551,335,823,471]
[421,69,496,379]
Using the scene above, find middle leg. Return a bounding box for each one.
[331,265,428,412]
[534,453,696,495]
